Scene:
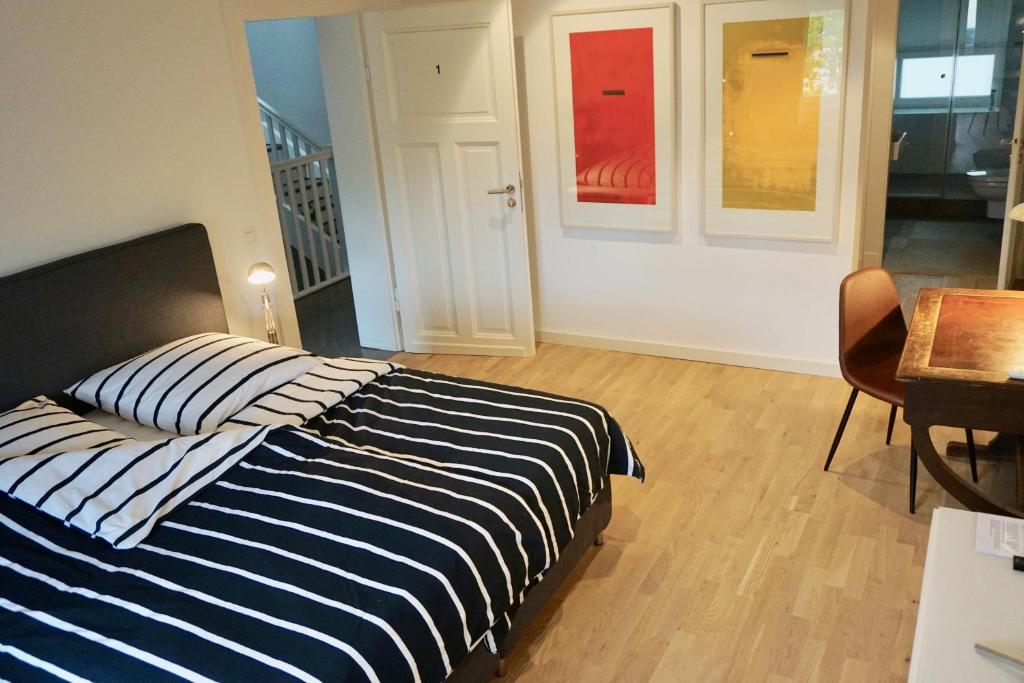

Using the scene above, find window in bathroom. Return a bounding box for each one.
[899,54,995,99]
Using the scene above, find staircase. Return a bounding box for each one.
[259,98,349,298]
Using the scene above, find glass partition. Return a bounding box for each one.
[888,0,1023,200]
[889,0,962,198]
[943,0,1021,199]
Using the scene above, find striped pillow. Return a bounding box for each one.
[66,333,321,436]
[0,397,132,458]
[0,423,272,549]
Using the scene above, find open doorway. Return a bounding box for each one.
[244,17,392,360]
[883,0,1024,313]
[235,3,533,360]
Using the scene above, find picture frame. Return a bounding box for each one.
[551,4,676,233]
[702,0,849,242]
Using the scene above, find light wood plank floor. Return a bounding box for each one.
[393,343,1017,682]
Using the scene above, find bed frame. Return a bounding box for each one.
[0,224,228,412]
[450,486,611,681]
[0,223,612,681]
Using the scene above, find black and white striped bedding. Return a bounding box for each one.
[0,425,273,548]
[0,398,132,457]
[67,333,321,436]
[227,357,397,429]
[0,358,397,550]
[0,364,643,682]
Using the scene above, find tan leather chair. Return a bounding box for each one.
[823,268,977,513]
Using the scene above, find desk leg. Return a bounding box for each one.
[910,426,1023,518]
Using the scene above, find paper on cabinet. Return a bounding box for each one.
[975,513,1024,558]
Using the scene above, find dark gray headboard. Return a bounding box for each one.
[0,224,228,411]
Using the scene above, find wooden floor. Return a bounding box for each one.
[892,272,997,320]
[392,343,1016,683]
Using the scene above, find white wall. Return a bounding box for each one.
[0,0,300,345]
[512,0,868,375]
[317,14,402,351]
[245,17,334,146]
[2,0,871,375]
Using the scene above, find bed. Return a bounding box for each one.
[0,224,644,682]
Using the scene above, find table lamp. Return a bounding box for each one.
[1010,203,1024,222]
[247,262,279,344]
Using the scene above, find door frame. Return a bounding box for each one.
[855,0,900,269]
[858,0,1024,288]
[998,86,1024,289]
[221,0,405,351]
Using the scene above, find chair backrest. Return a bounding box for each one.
[838,267,908,380]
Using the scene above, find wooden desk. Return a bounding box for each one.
[898,287,1024,517]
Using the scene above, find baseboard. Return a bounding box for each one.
[536,330,840,377]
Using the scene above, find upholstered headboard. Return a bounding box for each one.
[0,224,228,411]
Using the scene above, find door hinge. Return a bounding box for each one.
[392,292,401,313]
[365,65,372,82]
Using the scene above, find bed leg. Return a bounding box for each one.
[594,532,604,547]
[495,657,507,678]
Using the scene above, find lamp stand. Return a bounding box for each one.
[260,288,279,345]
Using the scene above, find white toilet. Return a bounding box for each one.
[966,169,1008,219]
[966,148,1010,219]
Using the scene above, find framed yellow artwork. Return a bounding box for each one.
[703,0,848,241]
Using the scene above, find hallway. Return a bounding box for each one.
[294,279,393,360]
[883,218,1001,317]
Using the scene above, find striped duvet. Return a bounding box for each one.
[0,365,643,682]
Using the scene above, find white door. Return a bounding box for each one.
[363,0,535,356]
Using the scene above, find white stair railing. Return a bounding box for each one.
[258,98,322,164]
[257,98,348,298]
[270,149,349,297]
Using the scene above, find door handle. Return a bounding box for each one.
[487,184,516,195]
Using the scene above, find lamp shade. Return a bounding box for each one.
[1010,203,1024,222]
[247,262,276,285]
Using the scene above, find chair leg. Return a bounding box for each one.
[824,388,859,471]
[885,404,897,446]
[966,429,978,483]
[909,440,918,514]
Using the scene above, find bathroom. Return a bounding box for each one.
[884,0,1024,304]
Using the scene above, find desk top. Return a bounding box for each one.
[908,507,1024,682]
[898,287,1024,388]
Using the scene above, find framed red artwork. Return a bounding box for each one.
[552,6,675,232]
[569,27,656,205]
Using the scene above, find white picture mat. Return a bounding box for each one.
[703,0,848,242]
[552,5,676,232]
